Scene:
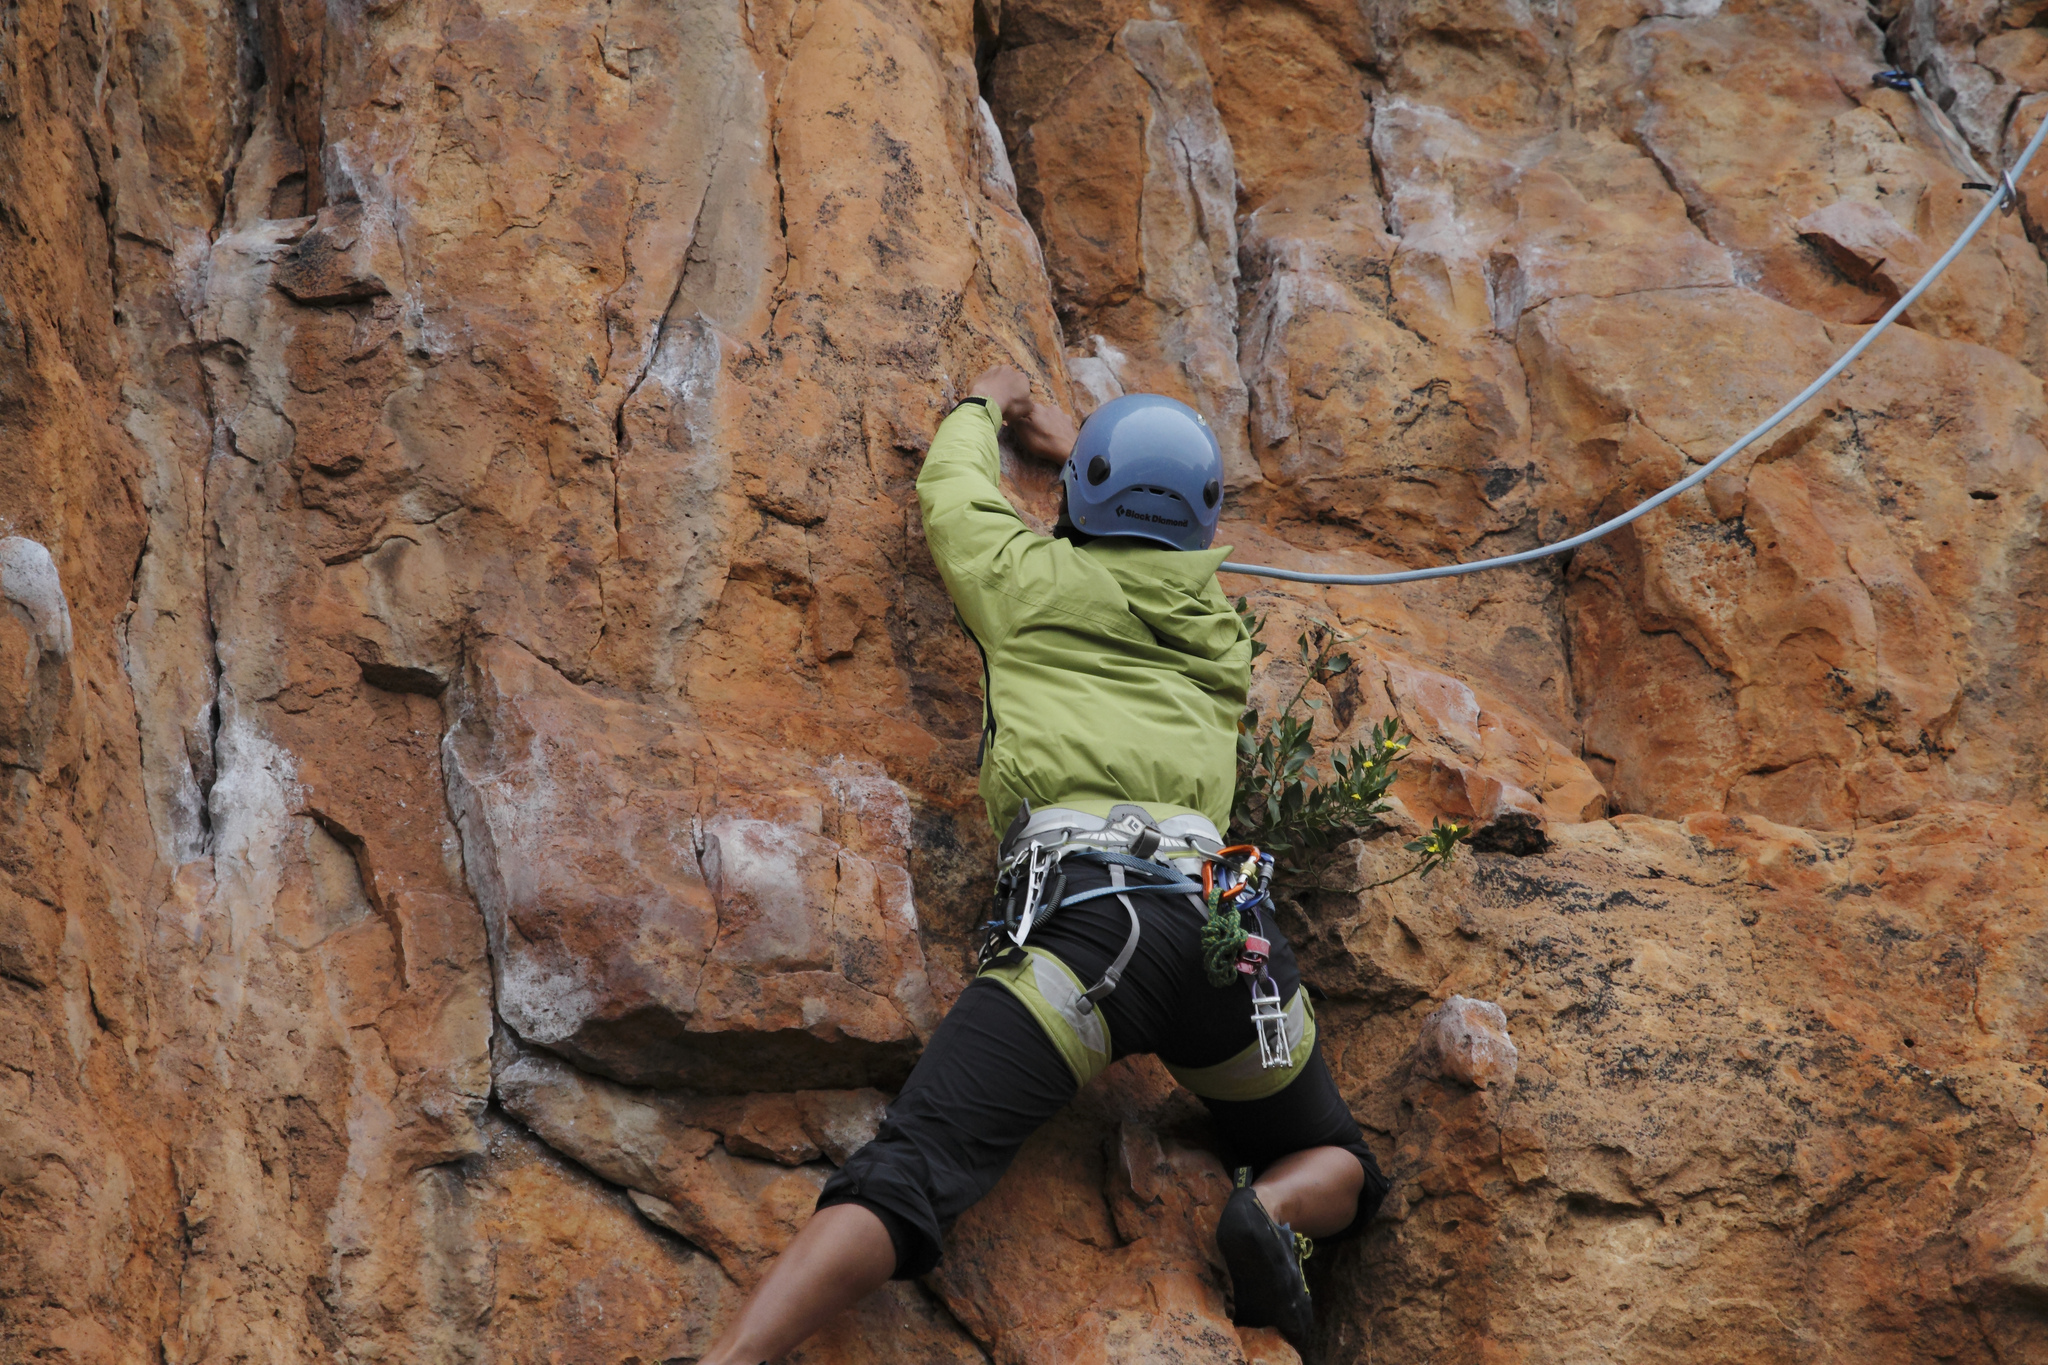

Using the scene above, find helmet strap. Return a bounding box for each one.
[1053,488,1094,545]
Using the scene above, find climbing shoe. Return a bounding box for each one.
[1216,1170,1314,1346]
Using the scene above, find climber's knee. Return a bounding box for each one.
[1199,1047,1391,1243]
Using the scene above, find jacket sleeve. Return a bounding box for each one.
[916,401,1044,649]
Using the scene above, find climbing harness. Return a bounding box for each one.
[1216,99,2048,588]
[982,803,1213,1010]
[979,805,1305,1080]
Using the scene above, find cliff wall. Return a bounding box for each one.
[2,0,2044,1360]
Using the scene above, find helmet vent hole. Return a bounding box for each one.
[1203,479,1219,508]
[1087,455,1111,486]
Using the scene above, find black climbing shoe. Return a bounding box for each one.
[1216,1172,1314,1347]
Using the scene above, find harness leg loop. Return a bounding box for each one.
[1076,862,1143,1015]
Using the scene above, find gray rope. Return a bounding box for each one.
[1218,111,2048,588]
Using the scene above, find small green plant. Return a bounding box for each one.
[1229,598,1466,886]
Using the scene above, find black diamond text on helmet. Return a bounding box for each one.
[1114,505,1190,527]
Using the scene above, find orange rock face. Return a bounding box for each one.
[2,0,2044,1361]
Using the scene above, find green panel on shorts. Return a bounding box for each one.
[979,945,1115,1087]
[1164,987,1315,1102]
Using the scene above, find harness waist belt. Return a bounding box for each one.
[999,803,1222,868]
[988,802,1218,1017]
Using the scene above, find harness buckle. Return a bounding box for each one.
[1106,806,1166,861]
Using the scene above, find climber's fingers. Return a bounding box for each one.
[1011,398,1076,466]
[967,364,1032,420]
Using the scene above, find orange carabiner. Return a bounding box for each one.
[1204,844,1260,901]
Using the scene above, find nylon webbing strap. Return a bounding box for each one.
[1001,828,1217,865]
[1041,852,1203,912]
[1085,849,1201,878]
[1076,847,1217,922]
[1076,863,1142,1015]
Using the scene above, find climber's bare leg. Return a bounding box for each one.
[1251,1145,1366,1238]
[697,1203,897,1365]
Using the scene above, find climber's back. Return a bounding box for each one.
[916,391,1250,834]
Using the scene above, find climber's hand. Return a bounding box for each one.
[1010,399,1077,466]
[968,365,1033,421]
[966,365,1077,465]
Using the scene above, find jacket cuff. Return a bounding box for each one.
[951,395,1003,429]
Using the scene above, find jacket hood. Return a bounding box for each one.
[1081,542,1244,660]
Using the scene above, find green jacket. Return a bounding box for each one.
[917,402,1252,835]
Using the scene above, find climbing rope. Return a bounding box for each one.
[1196,847,1253,986]
[1198,896,1247,987]
[1218,104,2048,588]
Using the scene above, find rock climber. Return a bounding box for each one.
[696,366,1389,1362]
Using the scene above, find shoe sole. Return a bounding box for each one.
[1216,1187,1314,1346]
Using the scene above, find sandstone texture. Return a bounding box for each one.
[2,0,2044,1362]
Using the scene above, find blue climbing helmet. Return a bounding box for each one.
[1060,393,1223,551]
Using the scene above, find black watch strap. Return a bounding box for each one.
[954,395,994,414]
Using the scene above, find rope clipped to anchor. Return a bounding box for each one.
[1217,91,2048,588]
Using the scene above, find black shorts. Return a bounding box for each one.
[818,858,1390,1278]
